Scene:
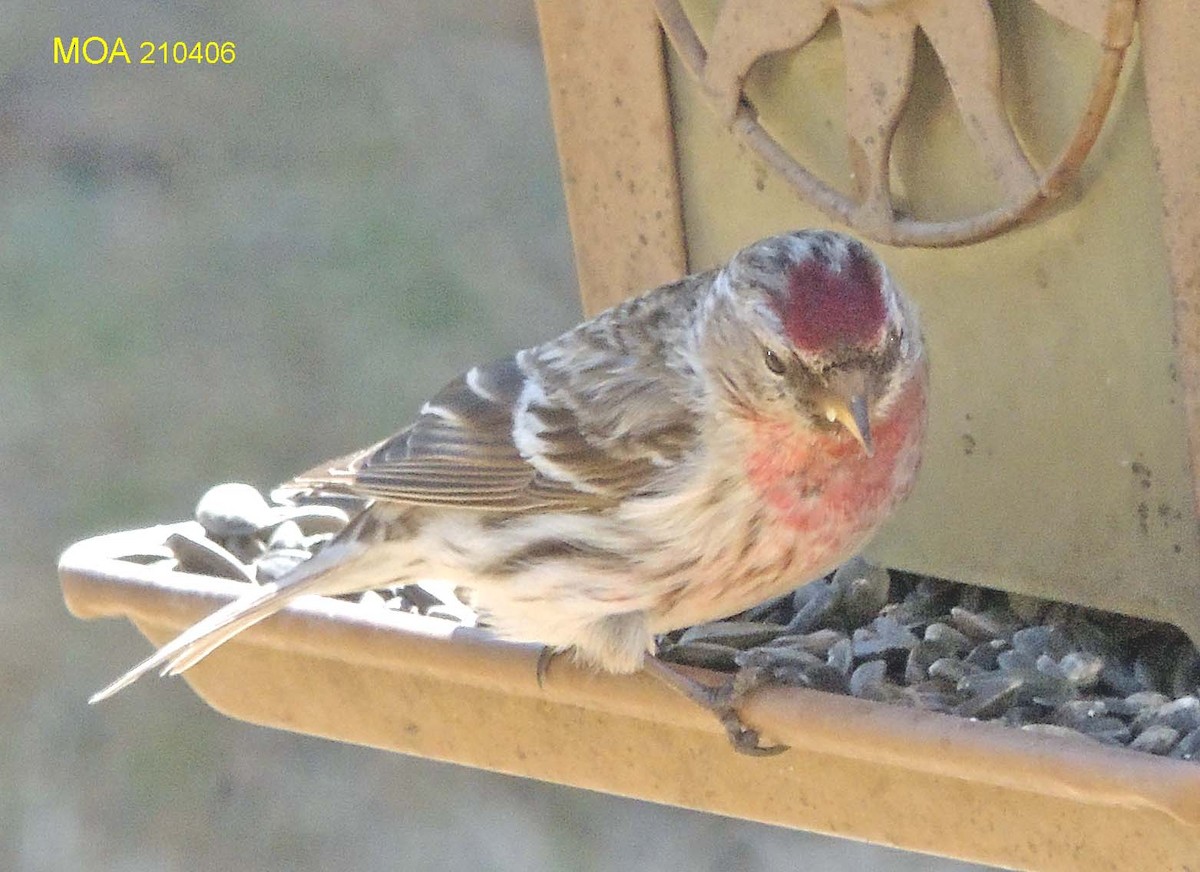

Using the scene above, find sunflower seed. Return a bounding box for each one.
[1170,726,1200,760]
[166,529,255,582]
[850,660,892,700]
[678,621,788,649]
[273,504,351,536]
[851,616,918,662]
[267,520,306,551]
[221,534,266,565]
[928,657,970,684]
[831,557,891,627]
[764,628,846,656]
[924,622,971,653]
[956,672,1024,720]
[659,642,740,670]
[196,482,276,537]
[255,548,310,583]
[1129,724,1180,755]
[826,637,853,676]
[1145,696,1200,734]
[1059,652,1104,688]
[787,581,836,633]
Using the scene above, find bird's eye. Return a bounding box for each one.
[763,348,786,375]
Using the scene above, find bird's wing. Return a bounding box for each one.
[291,277,706,513]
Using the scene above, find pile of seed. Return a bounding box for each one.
[659,559,1200,759]
[147,482,475,623]
[136,482,1200,761]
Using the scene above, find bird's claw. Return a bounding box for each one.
[718,709,789,756]
[540,651,790,755]
[713,667,791,756]
[535,645,558,688]
[646,658,791,756]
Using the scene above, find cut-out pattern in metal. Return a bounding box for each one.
[653,0,1135,247]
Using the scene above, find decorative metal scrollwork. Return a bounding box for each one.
[653,0,1136,247]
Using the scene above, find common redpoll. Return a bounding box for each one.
[92,229,928,752]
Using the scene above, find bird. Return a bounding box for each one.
[90,229,928,753]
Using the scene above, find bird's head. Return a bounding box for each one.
[697,230,923,455]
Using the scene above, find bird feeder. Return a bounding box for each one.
[61,0,1200,868]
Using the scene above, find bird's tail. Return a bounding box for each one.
[89,581,298,703]
[90,512,386,704]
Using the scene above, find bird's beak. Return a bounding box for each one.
[821,371,874,457]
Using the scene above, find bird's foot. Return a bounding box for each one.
[535,645,561,688]
[644,657,789,756]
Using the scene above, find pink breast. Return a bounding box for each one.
[745,370,927,538]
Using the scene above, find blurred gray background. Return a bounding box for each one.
[2,1,991,869]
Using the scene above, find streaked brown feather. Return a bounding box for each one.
[288,276,707,513]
